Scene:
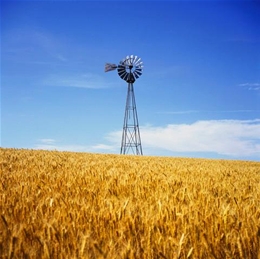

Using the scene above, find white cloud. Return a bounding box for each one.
[38,138,56,144]
[44,73,117,89]
[239,83,260,91]
[35,138,86,152]
[34,119,260,159]
[157,110,199,115]
[3,28,68,64]
[35,143,91,152]
[249,87,260,91]
[159,110,259,115]
[91,144,117,151]
[239,83,260,87]
[107,119,260,158]
[34,139,116,153]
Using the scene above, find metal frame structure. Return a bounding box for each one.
[121,81,143,155]
[105,55,143,155]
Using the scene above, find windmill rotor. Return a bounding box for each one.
[105,55,143,83]
[117,55,143,83]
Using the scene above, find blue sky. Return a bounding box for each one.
[1,1,260,161]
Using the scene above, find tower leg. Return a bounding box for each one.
[121,83,143,155]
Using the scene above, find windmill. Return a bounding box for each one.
[105,55,143,155]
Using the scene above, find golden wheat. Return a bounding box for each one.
[0,148,260,258]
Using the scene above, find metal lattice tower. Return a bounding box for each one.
[105,55,143,155]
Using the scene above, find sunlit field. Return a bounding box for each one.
[1,148,260,258]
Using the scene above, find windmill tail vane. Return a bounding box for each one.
[105,63,117,72]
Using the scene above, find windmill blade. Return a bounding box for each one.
[125,56,130,65]
[135,57,142,64]
[118,64,128,80]
[133,72,140,79]
[120,73,128,81]
[122,72,129,81]
[136,61,143,67]
[135,69,142,76]
[118,64,125,70]
[118,69,127,76]
[135,67,143,72]
[130,55,134,64]
[118,70,127,78]
[118,65,126,74]
[136,64,143,69]
[118,68,125,74]
[105,63,117,72]
[135,71,142,77]
[133,55,138,63]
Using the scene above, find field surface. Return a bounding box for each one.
[0,148,260,258]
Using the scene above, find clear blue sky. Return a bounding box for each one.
[1,1,260,161]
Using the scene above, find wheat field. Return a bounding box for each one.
[0,148,260,258]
